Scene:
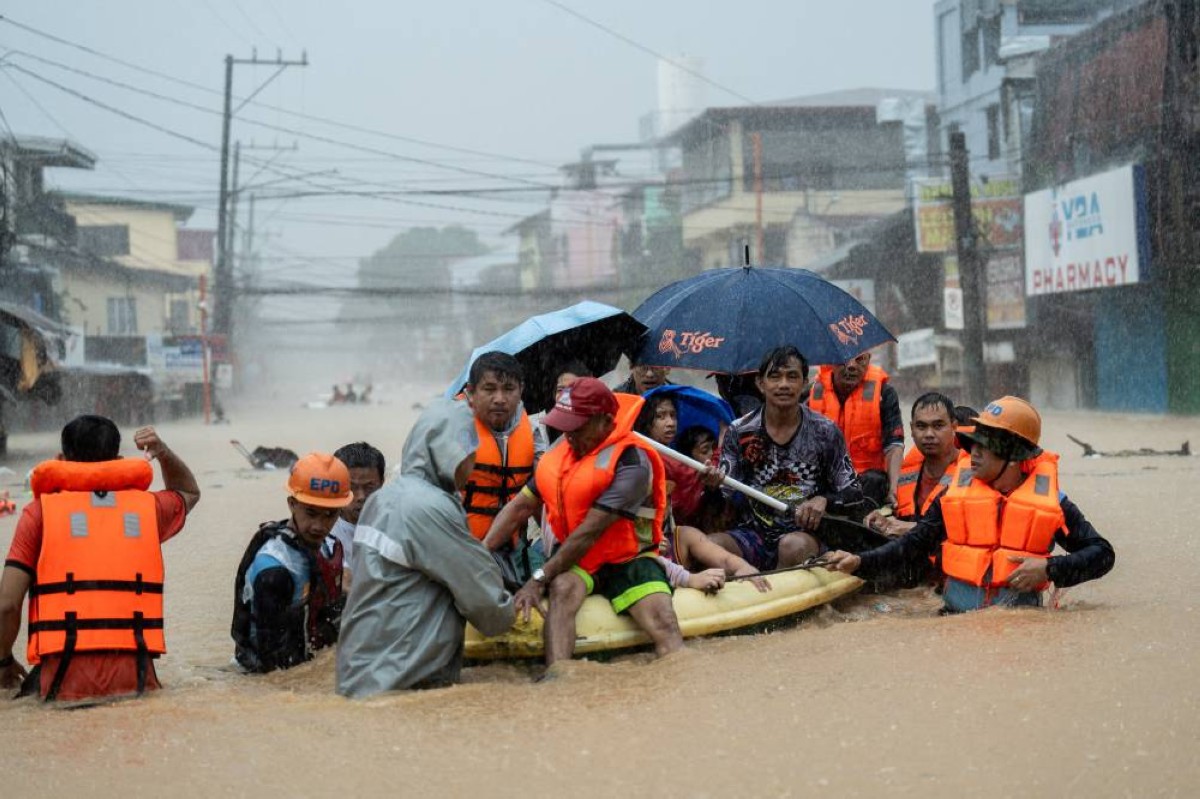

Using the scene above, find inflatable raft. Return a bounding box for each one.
[465,566,863,661]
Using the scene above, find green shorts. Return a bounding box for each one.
[571,556,672,615]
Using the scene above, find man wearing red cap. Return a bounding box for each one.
[486,377,683,666]
[231,452,353,673]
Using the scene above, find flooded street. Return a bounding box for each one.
[1,389,1196,797]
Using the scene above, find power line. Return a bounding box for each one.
[538,0,757,106]
[3,63,532,220]
[1,51,560,191]
[0,14,558,170]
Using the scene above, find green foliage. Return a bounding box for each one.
[357,225,489,290]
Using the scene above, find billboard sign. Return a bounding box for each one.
[913,175,1023,253]
[1023,164,1151,296]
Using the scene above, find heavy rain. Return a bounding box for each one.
[0,1,1197,795]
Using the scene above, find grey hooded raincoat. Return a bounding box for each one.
[336,399,515,698]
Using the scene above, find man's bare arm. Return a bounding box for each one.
[0,566,32,687]
[134,427,201,512]
[482,491,540,552]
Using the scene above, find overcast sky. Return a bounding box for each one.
[0,0,935,283]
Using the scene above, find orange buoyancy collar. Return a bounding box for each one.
[939,451,1066,590]
[895,447,962,520]
[463,412,537,540]
[536,393,666,574]
[808,364,888,473]
[31,458,154,499]
[28,461,164,680]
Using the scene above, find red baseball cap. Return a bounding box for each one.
[544,377,619,432]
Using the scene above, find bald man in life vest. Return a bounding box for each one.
[825,397,1116,613]
[485,378,683,667]
[0,416,200,701]
[808,349,904,511]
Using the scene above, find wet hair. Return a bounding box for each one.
[757,345,809,379]
[468,351,523,387]
[910,392,955,421]
[676,425,717,458]
[634,394,676,437]
[553,359,591,382]
[333,441,385,480]
[61,415,121,462]
[953,405,979,426]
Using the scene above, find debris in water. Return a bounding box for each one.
[1067,435,1190,458]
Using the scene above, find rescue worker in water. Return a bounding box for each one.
[232,452,353,673]
[0,416,201,701]
[825,397,1115,612]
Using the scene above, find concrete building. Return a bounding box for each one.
[665,88,930,273]
[933,0,1138,179]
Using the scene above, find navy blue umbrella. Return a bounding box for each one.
[632,266,894,373]
[445,301,646,414]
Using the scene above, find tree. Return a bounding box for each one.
[357,225,489,291]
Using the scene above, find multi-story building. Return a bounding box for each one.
[665,88,930,273]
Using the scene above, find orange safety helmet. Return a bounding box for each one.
[957,396,1042,459]
[287,452,353,508]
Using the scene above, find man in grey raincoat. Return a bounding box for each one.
[336,399,515,698]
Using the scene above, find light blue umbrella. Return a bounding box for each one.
[445,301,646,413]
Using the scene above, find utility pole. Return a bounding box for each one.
[949,132,987,406]
[226,141,241,273]
[751,132,764,263]
[212,50,308,343]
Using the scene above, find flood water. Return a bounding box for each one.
[1,387,1197,797]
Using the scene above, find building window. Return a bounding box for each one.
[169,299,191,334]
[78,225,131,257]
[961,26,980,82]
[937,10,955,95]
[982,14,1001,66]
[107,297,138,335]
[1018,0,1111,26]
[986,105,1002,161]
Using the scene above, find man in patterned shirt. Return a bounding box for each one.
[711,346,864,570]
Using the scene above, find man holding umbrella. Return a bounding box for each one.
[486,378,683,667]
[712,346,864,570]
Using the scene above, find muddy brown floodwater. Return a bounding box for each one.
[1,387,1197,797]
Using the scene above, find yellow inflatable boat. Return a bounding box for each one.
[465,566,862,661]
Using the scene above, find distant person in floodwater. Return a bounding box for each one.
[825,397,1116,613]
[0,416,201,702]
[344,384,358,404]
[330,385,345,405]
[232,453,352,673]
[325,442,386,594]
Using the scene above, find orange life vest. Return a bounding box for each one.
[939,451,1065,590]
[808,364,887,473]
[895,448,963,520]
[536,393,666,575]
[462,411,536,540]
[27,459,165,671]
